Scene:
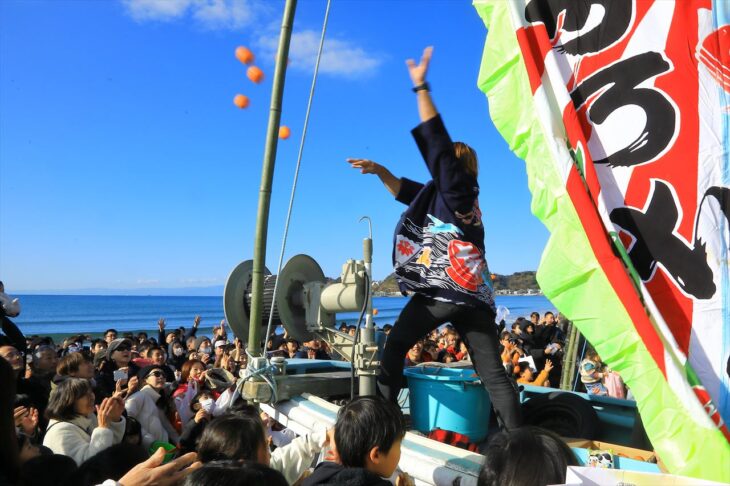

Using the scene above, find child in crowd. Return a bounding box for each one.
[182,462,288,486]
[198,403,331,485]
[178,390,215,454]
[478,426,578,486]
[303,396,406,486]
[580,350,608,396]
[404,341,432,367]
[516,359,553,387]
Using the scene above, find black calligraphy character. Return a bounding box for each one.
[524,0,633,55]
[609,180,728,300]
[571,52,676,167]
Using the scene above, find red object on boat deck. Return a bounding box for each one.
[428,428,480,452]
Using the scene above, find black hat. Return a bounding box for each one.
[137,364,166,382]
[106,338,133,361]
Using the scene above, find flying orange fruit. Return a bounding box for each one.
[233,94,249,109]
[278,125,291,139]
[247,66,264,84]
[235,46,254,65]
[373,308,379,316]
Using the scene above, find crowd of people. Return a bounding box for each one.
[0,301,630,472]
[2,279,589,486]
[0,260,608,480]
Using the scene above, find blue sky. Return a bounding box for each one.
[0,0,548,292]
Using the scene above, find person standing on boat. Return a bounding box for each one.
[347,47,522,430]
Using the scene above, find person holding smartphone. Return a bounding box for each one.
[94,338,140,404]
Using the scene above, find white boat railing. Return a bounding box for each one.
[261,393,484,486]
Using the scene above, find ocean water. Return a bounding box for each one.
[10,294,556,339]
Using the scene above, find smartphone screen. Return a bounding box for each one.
[113,369,128,381]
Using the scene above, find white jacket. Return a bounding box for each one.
[43,414,125,465]
[270,425,328,485]
[125,385,180,448]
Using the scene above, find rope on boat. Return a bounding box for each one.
[262,0,333,353]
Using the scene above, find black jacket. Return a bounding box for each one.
[393,115,495,310]
[178,417,208,455]
[94,360,140,404]
[302,462,391,486]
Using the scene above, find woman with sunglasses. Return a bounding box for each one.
[125,365,179,448]
[94,338,140,404]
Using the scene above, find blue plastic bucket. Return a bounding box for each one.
[404,365,491,442]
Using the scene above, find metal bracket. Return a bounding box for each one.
[315,327,380,375]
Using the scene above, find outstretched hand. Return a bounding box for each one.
[544,359,554,373]
[347,158,383,175]
[406,46,433,87]
[118,448,201,486]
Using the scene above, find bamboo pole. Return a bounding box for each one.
[248,0,297,358]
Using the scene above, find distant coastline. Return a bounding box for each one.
[371,270,541,296]
[14,270,542,299]
[372,290,544,297]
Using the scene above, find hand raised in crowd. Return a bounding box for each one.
[158,318,165,331]
[234,338,242,358]
[118,448,201,486]
[114,378,127,397]
[193,409,210,424]
[115,375,139,399]
[128,375,140,394]
[96,397,114,429]
[544,359,554,373]
[108,396,125,421]
[14,406,39,436]
[200,353,210,365]
[406,46,432,86]
[193,315,201,328]
[219,353,232,371]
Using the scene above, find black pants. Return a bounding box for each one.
[377,294,523,430]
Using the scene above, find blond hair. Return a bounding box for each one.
[454,142,478,177]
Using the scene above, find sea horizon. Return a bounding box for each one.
[8,293,557,340]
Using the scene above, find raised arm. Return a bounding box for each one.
[408,46,479,214]
[346,159,401,196]
[346,159,425,205]
[407,47,437,123]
